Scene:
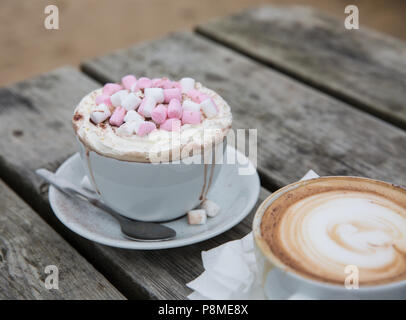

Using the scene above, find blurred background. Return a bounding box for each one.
[1,0,405,87]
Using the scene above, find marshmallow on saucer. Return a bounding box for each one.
[139,96,157,118]
[145,88,165,104]
[200,98,218,118]
[110,90,129,107]
[187,209,207,225]
[180,78,195,93]
[200,199,220,218]
[182,100,201,112]
[90,103,111,124]
[122,93,141,111]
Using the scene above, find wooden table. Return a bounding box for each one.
[0,5,405,299]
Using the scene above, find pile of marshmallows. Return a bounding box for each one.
[187,199,221,225]
[90,75,219,137]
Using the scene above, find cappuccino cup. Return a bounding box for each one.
[253,176,406,299]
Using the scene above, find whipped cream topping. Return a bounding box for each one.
[72,78,232,162]
[262,178,406,286]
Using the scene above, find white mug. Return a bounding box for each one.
[253,178,406,300]
[76,138,225,222]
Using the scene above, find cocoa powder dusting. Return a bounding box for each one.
[73,113,83,121]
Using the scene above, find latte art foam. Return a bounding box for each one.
[261,178,406,285]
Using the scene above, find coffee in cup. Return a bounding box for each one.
[261,176,406,286]
[254,176,406,299]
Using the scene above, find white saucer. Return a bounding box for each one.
[49,146,260,250]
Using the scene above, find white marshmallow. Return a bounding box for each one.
[200,199,220,218]
[124,110,145,123]
[187,209,207,225]
[110,90,129,107]
[116,121,140,136]
[180,77,195,93]
[182,100,201,112]
[80,175,95,192]
[144,88,164,103]
[140,96,156,118]
[90,103,111,124]
[200,99,218,118]
[92,103,110,114]
[122,93,141,111]
[90,112,109,124]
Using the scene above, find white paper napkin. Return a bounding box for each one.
[187,170,320,300]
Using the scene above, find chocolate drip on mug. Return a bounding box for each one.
[85,148,101,195]
[199,164,208,201]
[203,151,216,201]
[199,147,216,202]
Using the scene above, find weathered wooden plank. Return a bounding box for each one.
[0,178,124,299]
[98,188,269,299]
[82,31,406,189]
[196,6,406,129]
[0,67,100,206]
[0,67,270,299]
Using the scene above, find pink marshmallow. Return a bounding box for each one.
[102,83,122,96]
[167,99,182,119]
[95,94,112,106]
[151,104,168,124]
[151,78,163,88]
[161,78,174,89]
[151,78,175,89]
[182,110,201,125]
[163,88,182,103]
[171,82,181,90]
[137,77,152,90]
[160,118,181,131]
[109,107,126,127]
[121,75,137,90]
[187,89,209,103]
[137,121,156,137]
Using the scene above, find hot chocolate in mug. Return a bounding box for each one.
[72,75,233,222]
